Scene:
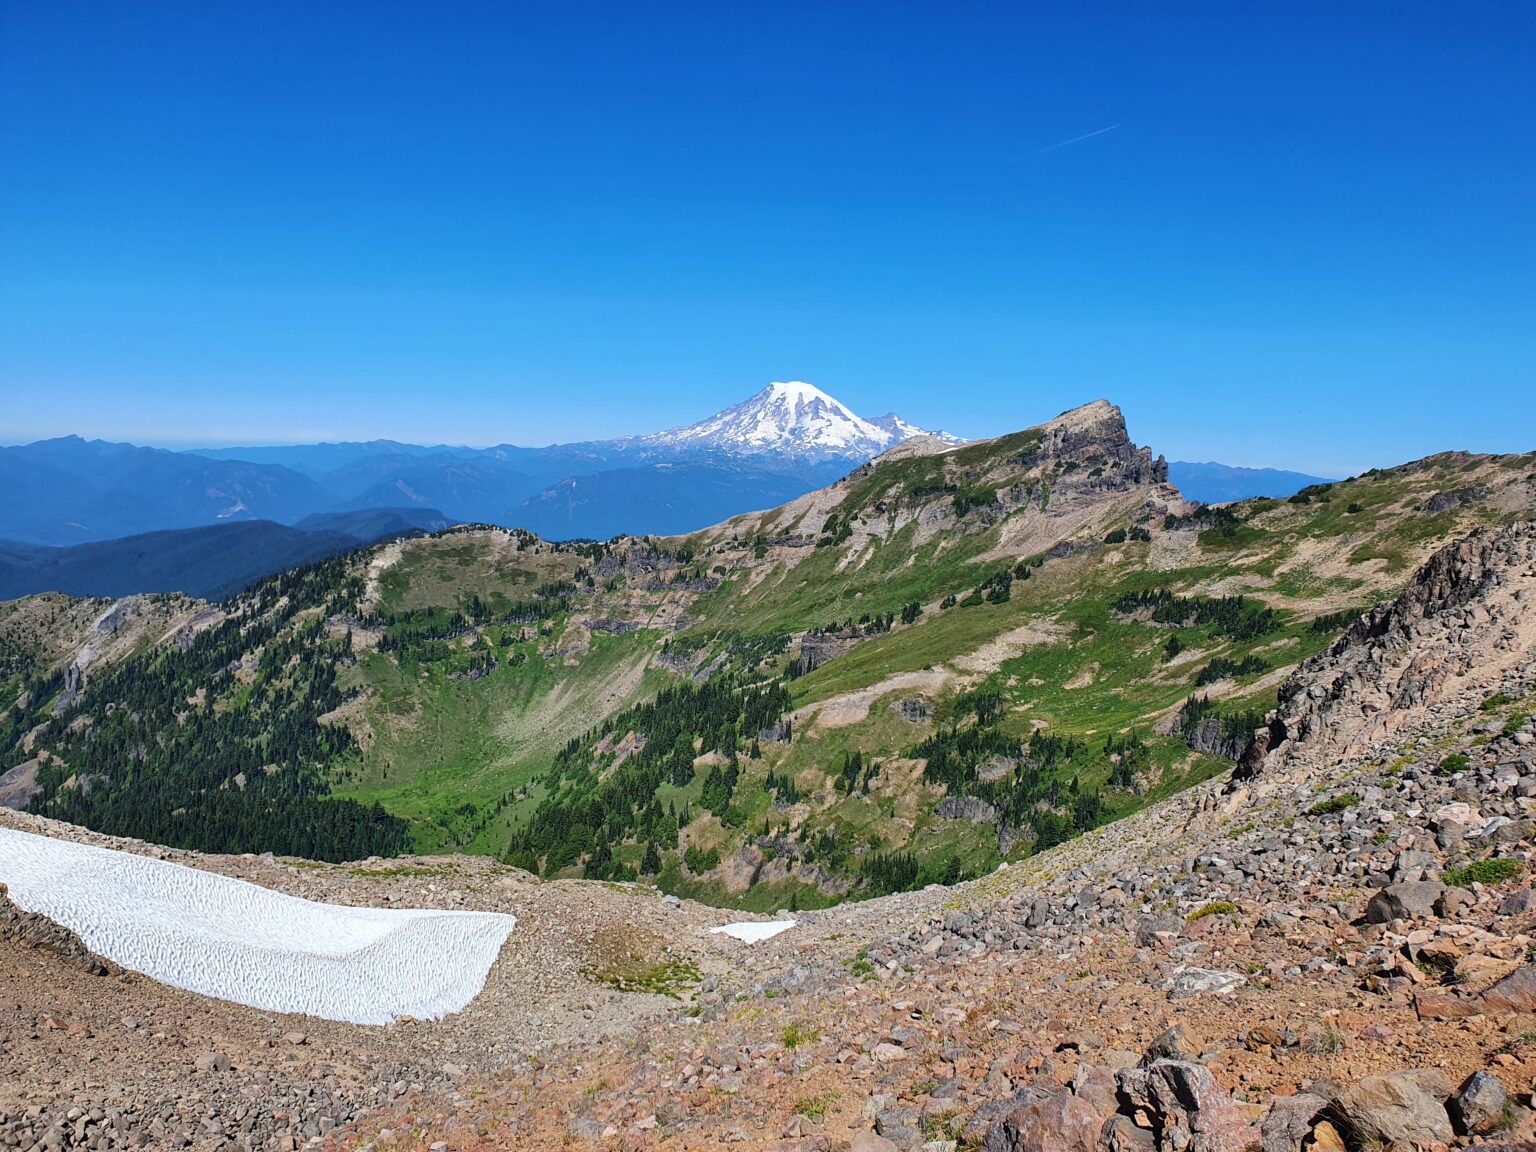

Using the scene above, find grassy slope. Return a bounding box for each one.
[324,442,1534,884]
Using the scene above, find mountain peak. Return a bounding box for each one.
[762,380,838,406]
[639,382,951,461]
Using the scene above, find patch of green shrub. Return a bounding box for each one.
[1442,858,1524,888]
[794,1093,836,1119]
[1306,792,1360,816]
[781,1023,820,1049]
[1187,900,1238,921]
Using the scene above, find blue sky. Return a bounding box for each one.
[1,2,1531,476]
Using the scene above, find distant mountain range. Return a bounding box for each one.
[508,460,849,541]
[0,508,450,602]
[0,383,954,548]
[1166,461,1336,503]
[1,384,1338,599]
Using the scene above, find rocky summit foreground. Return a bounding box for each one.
[4,523,1536,1151]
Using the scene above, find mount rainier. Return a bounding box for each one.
[631,380,963,461]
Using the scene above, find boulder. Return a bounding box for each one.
[1418,963,1536,1019]
[1447,1070,1509,1137]
[1476,965,1536,1013]
[1258,1094,1326,1152]
[1136,914,1183,947]
[1434,886,1475,916]
[1497,887,1536,915]
[1411,988,1475,1019]
[1328,1069,1453,1148]
[1071,1065,1120,1118]
[1100,1113,1158,1152]
[1140,1024,1203,1066]
[1305,1119,1346,1152]
[193,1051,231,1073]
[874,1107,922,1149]
[1363,882,1446,923]
[1160,968,1246,998]
[1114,1061,1256,1152]
[983,1087,1107,1152]
[1389,850,1438,883]
[964,1087,1055,1145]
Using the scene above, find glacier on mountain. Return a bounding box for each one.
[637,381,959,460]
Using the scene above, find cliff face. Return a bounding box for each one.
[1033,398,1169,489]
[1242,521,1536,774]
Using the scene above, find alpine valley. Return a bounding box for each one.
[3,399,1531,910]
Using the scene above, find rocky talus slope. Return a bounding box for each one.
[5,525,1536,1151]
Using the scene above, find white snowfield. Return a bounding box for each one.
[0,828,516,1026]
[710,920,796,943]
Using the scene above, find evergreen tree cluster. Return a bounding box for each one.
[764,769,800,805]
[1309,608,1362,634]
[373,589,568,664]
[1104,730,1150,789]
[1176,694,1268,743]
[912,696,1095,850]
[859,850,920,895]
[1112,587,1280,641]
[508,674,792,878]
[1193,654,1268,686]
[22,556,407,861]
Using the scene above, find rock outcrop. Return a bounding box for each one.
[0,881,119,977]
[1242,521,1536,776]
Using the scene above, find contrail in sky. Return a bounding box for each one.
[1026,123,1120,157]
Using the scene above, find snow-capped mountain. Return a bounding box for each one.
[866,412,965,446]
[637,381,961,461]
[5,382,964,548]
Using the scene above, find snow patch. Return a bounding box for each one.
[0,829,516,1025]
[710,919,796,943]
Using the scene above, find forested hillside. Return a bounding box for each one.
[4,402,1534,904]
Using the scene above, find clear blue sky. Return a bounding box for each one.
[1,2,1531,476]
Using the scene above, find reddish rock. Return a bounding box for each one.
[1474,965,1536,1014]
[983,1087,1106,1152]
[1412,989,1474,1019]
[1259,1093,1326,1152]
[1115,1061,1257,1152]
[1415,964,1536,1018]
